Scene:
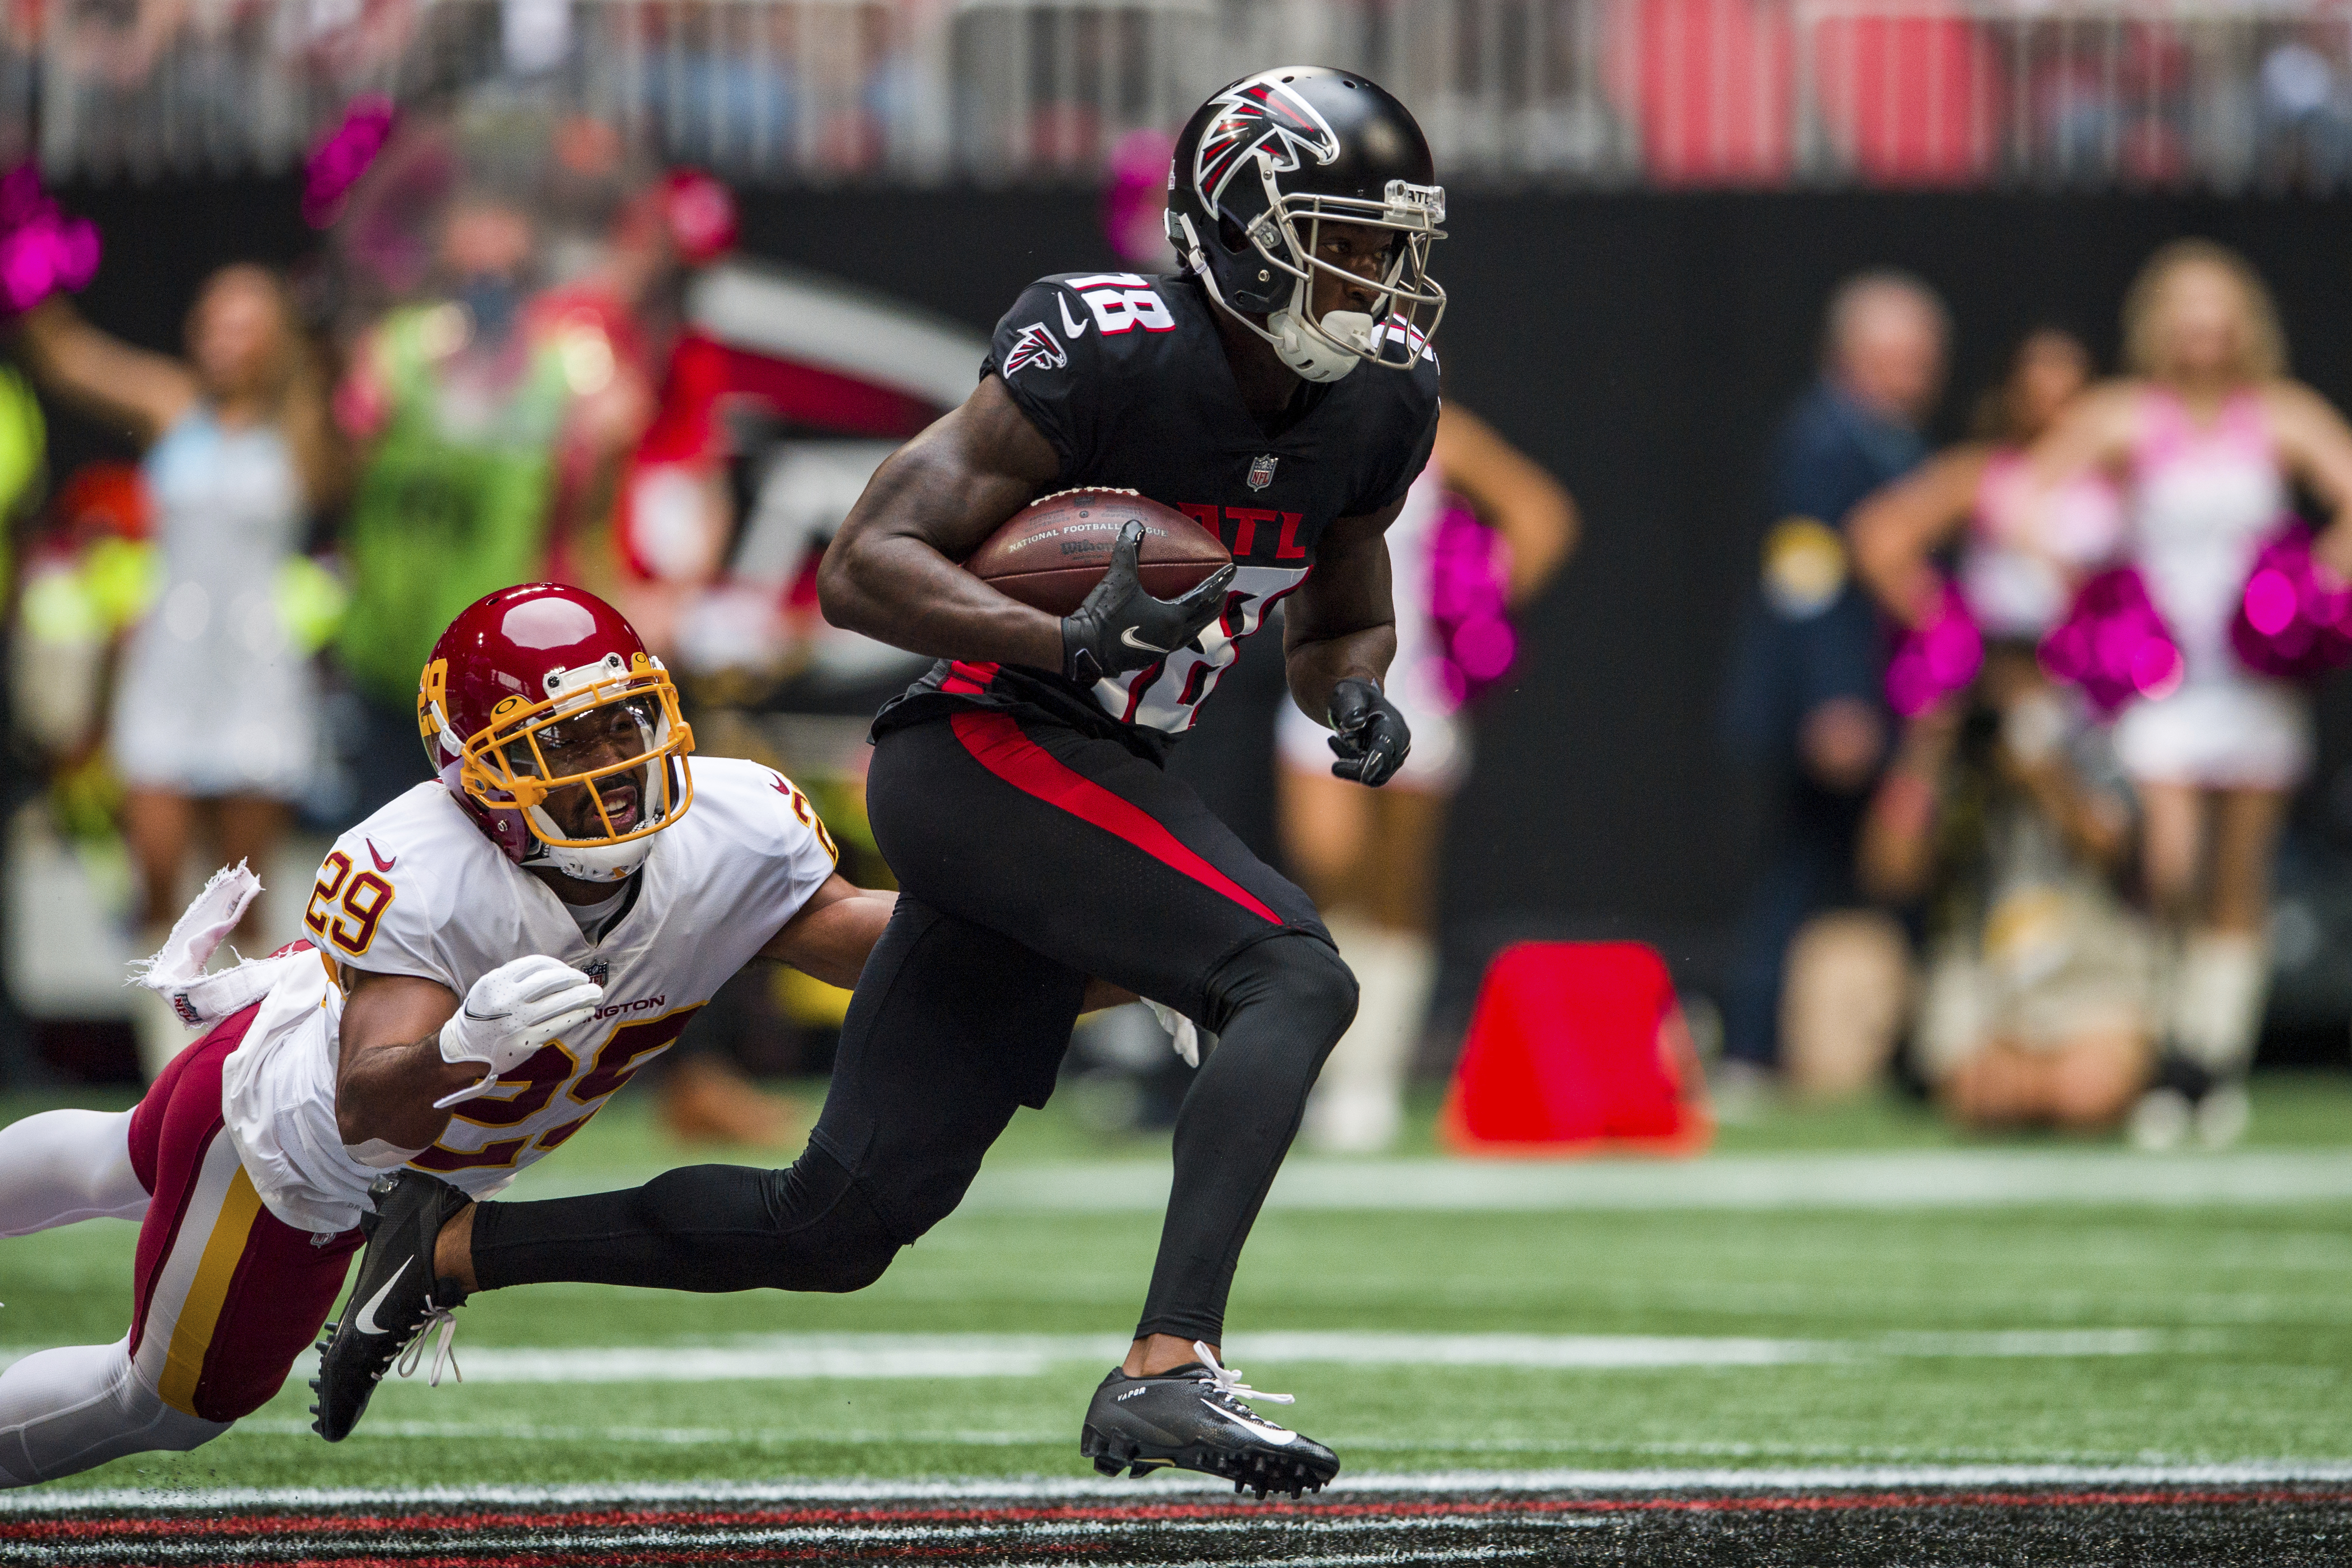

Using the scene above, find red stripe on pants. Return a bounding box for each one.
[942,660,1000,696]
[949,710,1281,924]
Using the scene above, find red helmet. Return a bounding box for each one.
[418,584,695,881]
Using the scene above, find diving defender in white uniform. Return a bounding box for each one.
[0,584,898,1484]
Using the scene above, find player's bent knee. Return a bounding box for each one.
[754,1147,906,1294]
[1209,932,1359,1043]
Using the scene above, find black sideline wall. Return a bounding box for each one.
[43,179,2352,1008]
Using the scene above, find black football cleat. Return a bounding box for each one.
[311,1169,473,1442]
[1079,1343,1339,1499]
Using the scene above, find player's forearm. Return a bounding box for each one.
[820,527,1066,667]
[335,1039,474,1150]
[1284,624,1396,724]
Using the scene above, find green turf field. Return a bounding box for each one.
[5,1074,2351,1496]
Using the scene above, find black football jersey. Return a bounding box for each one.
[878,270,1440,749]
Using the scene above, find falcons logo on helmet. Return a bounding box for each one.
[1003,321,1067,377]
[1194,75,1342,207]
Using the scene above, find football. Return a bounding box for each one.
[963,488,1231,617]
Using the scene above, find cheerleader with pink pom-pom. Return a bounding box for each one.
[1854,327,2118,657]
[2028,240,2352,1147]
[1849,330,2163,1132]
[1275,405,1577,1153]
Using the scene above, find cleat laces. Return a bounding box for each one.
[1192,1341,1293,1417]
[392,1304,463,1388]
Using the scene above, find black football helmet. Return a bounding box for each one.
[1166,66,1446,383]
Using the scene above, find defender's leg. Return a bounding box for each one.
[0,1005,357,1484]
[0,1109,147,1236]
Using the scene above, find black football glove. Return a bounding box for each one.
[1062,520,1237,684]
[1327,676,1413,787]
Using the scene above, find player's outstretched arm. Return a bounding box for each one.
[334,970,472,1151]
[334,959,602,1150]
[759,876,898,990]
[817,374,1067,666]
[759,874,1137,1010]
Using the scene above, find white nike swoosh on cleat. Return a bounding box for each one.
[353,1258,412,1336]
[1205,1398,1300,1445]
[1120,627,1172,654]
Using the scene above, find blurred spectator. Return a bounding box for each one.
[1279,405,1577,1151]
[1822,330,2115,1103]
[2257,39,2352,189]
[1860,646,2151,1130]
[16,271,344,1077]
[1719,271,1947,1095]
[0,360,44,1084]
[2028,240,2352,1148]
[333,181,647,816]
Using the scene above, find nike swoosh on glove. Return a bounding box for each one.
[1063,520,1237,684]
[434,954,603,1108]
[1326,676,1413,788]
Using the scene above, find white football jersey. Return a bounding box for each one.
[220,757,838,1233]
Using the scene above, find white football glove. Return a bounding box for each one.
[1144,998,1201,1069]
[433,955,602,1109]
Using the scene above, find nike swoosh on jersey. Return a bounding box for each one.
[1120,627,1172,654]
[1058,293,1089,338]
[354,1258,411,1336]
[1204,1397,1300,1445]
[366,839,396,872]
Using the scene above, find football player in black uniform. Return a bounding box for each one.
[317,66,1446,1498]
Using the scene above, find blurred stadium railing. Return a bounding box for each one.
[9,0,2352,190]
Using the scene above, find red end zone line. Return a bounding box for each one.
[14,1487,2352,1542]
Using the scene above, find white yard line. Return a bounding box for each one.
[0,1327,2202,1385]
[494,1148,2352,1210]
[970,1151,2352,1212]
[11,1461,2352,1511]
[209,1422,2280,1478]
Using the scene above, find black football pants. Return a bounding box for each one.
[470,708,1358,1344]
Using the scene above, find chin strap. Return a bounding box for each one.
[1269,308,1371,383]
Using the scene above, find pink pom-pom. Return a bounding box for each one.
[2038,565,2184,718]
[0,163,99,316]
[662,169,738,266]
[1100,128,1178,267]
[1428,495,1517,705]
[303,95,398,229]
[1884,578,1984,717]
[54,216,99,292]
[2228,520,2352,682]
[0,226,53,314]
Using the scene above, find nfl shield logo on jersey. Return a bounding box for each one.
[1247,454,1279,491]
[585,959,610,989]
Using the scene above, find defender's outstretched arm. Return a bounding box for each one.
[763,876,1134,1010]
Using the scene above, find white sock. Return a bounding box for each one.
[1304,917,1435,1155]
[2170,930,2268,1079]
[0,1338,228,1487]
[0,1109,147,1236]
